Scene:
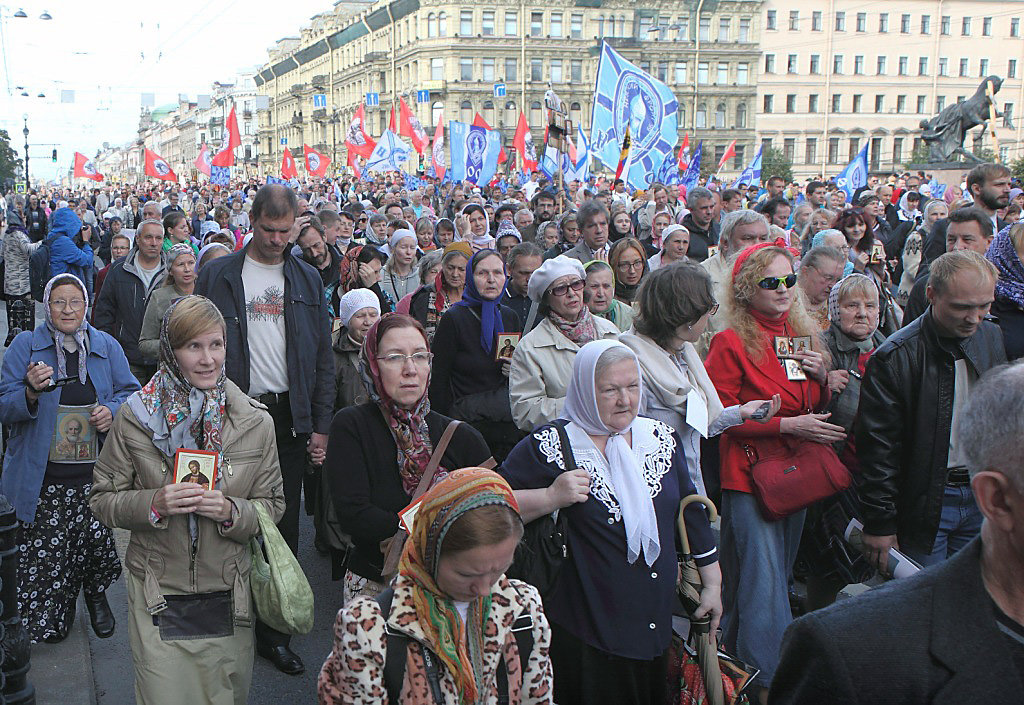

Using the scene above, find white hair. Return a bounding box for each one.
[957,362,1024,487]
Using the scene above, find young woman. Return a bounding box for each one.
[608,238,649,305]
[138,243,197,360]
[409,243,471,341]
[162,212,198,256]
[381,230,421,303]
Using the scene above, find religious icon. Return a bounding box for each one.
[495,333,521,361]
[50,406,97,463]
[173,449,219,489]
[774,336,792,357]
[784,358,808,381]
[870,242,886,264]
[791,336,812,355]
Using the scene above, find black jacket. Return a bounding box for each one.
[923,215,1007,267]
[92,248,166,366]
[991,296,1024,361]
[680,213,719,262]
[195,246,335,435]
[855,310,1006,552]
[770,538,1020,705]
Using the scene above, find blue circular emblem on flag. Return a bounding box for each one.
[613,70,662,160]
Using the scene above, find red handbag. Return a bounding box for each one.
[743,439,851,521]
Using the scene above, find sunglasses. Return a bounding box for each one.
[549,279,585,297]
[757,274,798,290]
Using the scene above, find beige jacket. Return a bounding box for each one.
[697,251,732,359]
[509,315,620,431]
[90,379,285,623]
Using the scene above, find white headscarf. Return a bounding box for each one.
[563,339,661,566]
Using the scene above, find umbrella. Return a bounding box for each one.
[677,495,725,705]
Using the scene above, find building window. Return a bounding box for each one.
[531,58,542,81]
[983,17,992,35]
[530,12,543,37]
[504,100,517,124]
[482,10,494,35]
[789,10,799,31]
[698,62,709,84]
[856,12,866,32]
[893,138,903,164]
[766,10,776,30]
[427,13,437,37]
[921,15,931,34]
[460,10,473,36]
[848,137,860,161]
[879,13,889,32]
[718,18,730,41]
[677,16,690,39]
[877,56,887,74]
[919,57,928,75]
[875,94,884,112]
[937,96,946,111]
[901,13,910,33]
[696,103,707,128]
[763,94,773,113]
[831,94,841,112]
[482,58,494,81]
[571,59,582,83]
[960,58,969,77]
[504,11,517,36]
[739,18,750,41]
[786,94,796,113]
[962,17,971,35]
[1009,59,1017,78]
[783,138,795,161]
[736,102,747,127]
[431,57,444,81]
[810,54,821,74]
[675,62,688,83]
[764,54,775,73]
[460,100,473,123]
[638,15,654,38]
[715,103,726,128]
[699,16,711,40]
[939,58,948,76]
[530,100,542,126]
[505,58,517,82]
[737,63,749,85]
[812,11,822,31]
[439,13,448,36]
[896,95,907,112]
[854,56,864,74]
[1004,103,1015,128]
[806,138,817,165]
[835,12,845,31]
[941,15,950,34]
[550,59,562,82]
[833,55,844,74]
[787,54,797,73]
[899,56,908,75]
[828,137,840,164]
[809,94,819,113]
[657,62,668,82]
[550,12,562,37]
[917,95,926,113]
[570,13,582,38]
[460,58,473,81]
[1012,18,1020,37]
[853,94,863,112]
[717,62,729,83]
[762,137,773,152]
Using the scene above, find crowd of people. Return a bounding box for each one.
[0,161,1022,704]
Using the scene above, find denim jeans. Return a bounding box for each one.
[903,484,982,568]
[720,491,805,688]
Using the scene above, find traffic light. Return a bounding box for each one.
[51,149,57,162]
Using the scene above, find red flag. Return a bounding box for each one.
[212,105,241,167]
[281,148,298,179]
[472,113,507,163]
[431,111,446,182]
[513,112,538,172]
[716,139,737,172]
[678,134,691,171]
[347,151,362,181]
[398,97,429,154]
[388,105,397,133]
[144,148,177,181]
[344,104,376,158]
[195,144,212,176]
[73,152,103,182]
[303,144,331,178]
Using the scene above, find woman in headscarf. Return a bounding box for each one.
[430,250,522,461]
[325,314,493,598]
[896,199,947,308]
[90,296,284,704]
[434,217,457,248]
[0,274,138,644]
[339,244,395,313]
[409,242,471,341]
[609,203,634,243]
[197,242,232,272]
[582,260,634,332]
[331,288,381,413]
[2,209,40,345]
[463,204,496,253]
[608,237,649,305]
[647,224,690,271]
[501,340,720,705]
[138,243,197,361]
[396,249,444,315]
[381,229,422,303]
[535,220,560,252]
[986,223,1024,360]
[509,256,619,432]
[319,467,554,704]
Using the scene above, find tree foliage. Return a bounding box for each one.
[760,147,792,184]
[0,129,23,186]
[1010,156,1024,182]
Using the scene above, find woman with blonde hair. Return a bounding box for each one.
[704,243,843,698]
[608,238,649,305]
[138,243,196,360]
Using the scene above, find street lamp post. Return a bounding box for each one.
[22,114,28,186]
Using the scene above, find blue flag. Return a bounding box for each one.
[656,151,679,185]
[365,130,411,174]
[836,142,869,200]
[210,166,229,186]
[730,145,763,189]
[516,170,529,187]
[590,41,678,191]
[448,120,501,186]
[680,141,702,192]
[929,176,947,201]
[266,175,284,185]
[403,171,424,191]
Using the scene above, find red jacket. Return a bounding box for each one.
[705,328,830,494]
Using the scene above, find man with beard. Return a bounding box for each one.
[531,189,557,227]
[923,163,1011,265]
[296,216,343,316]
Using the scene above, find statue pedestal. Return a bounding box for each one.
[907,163,973,189]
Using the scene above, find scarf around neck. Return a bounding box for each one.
[549,305,599,346]
[43,274,90,384]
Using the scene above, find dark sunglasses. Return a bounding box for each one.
[757,274,798,290]
[549,279,585,297]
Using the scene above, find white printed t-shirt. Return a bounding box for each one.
[241,256,289,395]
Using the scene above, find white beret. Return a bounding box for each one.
[389,228,417,249]
[527,255,586,303]
[337,288,381,328]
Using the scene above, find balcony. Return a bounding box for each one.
[364,51,387,63]
[243,110,253,119]
[311,74,328,89]
[421,80,445,92]
[290,83,307,96]
[291,114,304,126]
[314,143,329,154]
[312,108,327,121]
[209,117,223,127]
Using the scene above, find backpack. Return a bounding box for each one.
[375,587,534,705]
[29,233,58,302]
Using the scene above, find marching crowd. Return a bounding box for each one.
[0,162,1023,704]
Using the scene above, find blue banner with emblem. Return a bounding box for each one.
[448,120,501,186]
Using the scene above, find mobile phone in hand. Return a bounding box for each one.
[750,401,772,421]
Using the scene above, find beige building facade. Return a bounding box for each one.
[254,0,764,179]
[758,0,1024,180]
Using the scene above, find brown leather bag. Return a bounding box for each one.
[743,439,851,521]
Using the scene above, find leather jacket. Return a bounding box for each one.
[855,309,1006,553]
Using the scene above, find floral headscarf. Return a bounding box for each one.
[133,296,227,458]
[987,225,1024,309]
[43,273,90,383]
[398,468,520,704]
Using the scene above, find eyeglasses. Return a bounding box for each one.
[49,298,87,312]
[616,260,644,271]
[376,352,433,368]
[757,274,798,290]
[549,279,585,298]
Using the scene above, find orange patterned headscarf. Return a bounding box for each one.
[398,468,521,704]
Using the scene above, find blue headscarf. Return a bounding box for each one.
[452,249,505,355]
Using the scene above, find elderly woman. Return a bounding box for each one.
[190,201,213,240]
[986,223,1024,360]
[326,315,493,600]
[542,212,581,259]
[430,250,522,460]
[380,229,421,303]
[502,340,720,705]
[535,220,560,251]
[647,224,690,271]
[91,295,283,703]
[2,210,40,345]
[621,263,780,497]
[396,249,444,315]
[609,237,649,305]
[704,243,843,695]
[339,244,394,313]
[409,242,470,341]
[583,260,634,332]
[510,256,619,432]
[897,199,948,307]
[319,468,553,704]
[413,216,436,253]
[0,274,139,643]
[138,243,196,360]
[331,289,381,413]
